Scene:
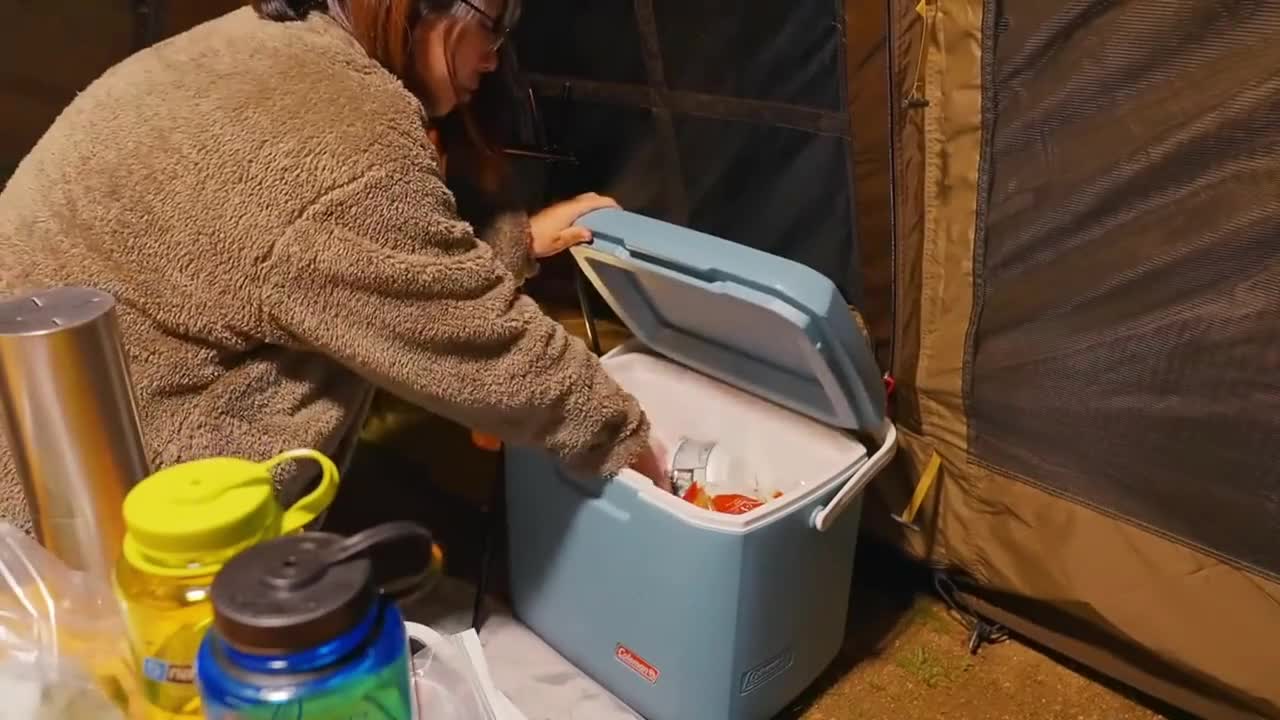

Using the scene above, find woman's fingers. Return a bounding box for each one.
[566,192,620,218]
[531,227,592,259]
[543,193,619,231]
[629,442,671,492]
[555,227,593,252]
[529,193,620,257]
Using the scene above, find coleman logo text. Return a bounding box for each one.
[615,644,660,684]
[741,649,794,694]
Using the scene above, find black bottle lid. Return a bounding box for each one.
[209,522,434,655]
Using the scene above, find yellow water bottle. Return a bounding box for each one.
[113,449,340,719]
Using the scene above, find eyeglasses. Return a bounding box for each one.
[457,0,511,51]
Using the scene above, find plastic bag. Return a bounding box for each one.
[406,622,526,720]
[0,524,139,719]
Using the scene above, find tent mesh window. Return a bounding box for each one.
[966,2,1280,578]
[513,0,863,304]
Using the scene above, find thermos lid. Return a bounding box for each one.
[121,449,340,577]
[210,523,434,655]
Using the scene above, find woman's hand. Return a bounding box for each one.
[629,438,671,492]
[529,193,620,258]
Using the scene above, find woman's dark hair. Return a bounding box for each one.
[251,0,511,195]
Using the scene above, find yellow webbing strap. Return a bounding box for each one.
[893,451,942,530]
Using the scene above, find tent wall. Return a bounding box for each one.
[0,1,242,180]
[843,0,895,367]
[972,2,1280,583]
[869,1,1280,718]
[1,1,133,178]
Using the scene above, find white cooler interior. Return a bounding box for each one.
[602,346,868,527]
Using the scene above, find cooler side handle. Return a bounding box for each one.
[811,424,898,532]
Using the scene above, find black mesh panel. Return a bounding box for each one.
[673,116,856,297]
[653,0,841,110]
[511,0,860,302]
[515,0,648,83]
[969,1,1280,577]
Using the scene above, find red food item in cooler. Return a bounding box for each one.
[680,482,714,511]
[470,430,502,451]
[677,481,767,515]
[680,482,700,503]
[710,494,765,515]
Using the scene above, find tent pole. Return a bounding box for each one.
[884,0,901,373]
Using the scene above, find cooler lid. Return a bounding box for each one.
[572,209,887,433]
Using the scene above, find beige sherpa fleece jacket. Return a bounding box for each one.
[0,8,648,533]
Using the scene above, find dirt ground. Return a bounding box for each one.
[773,542,1188,720]
[789,603,1170,720]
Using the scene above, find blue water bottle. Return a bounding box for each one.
[195,522,434,719]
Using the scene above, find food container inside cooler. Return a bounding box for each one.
[601,345,870,514]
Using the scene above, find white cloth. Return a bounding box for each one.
[402,577,640,720]
[406,622,522,720]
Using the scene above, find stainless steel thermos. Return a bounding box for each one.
[0,287,150,581]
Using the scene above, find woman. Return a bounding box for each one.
[0,0,665,533]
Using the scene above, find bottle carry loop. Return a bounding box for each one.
[264,522,435,597]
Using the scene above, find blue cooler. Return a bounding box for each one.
[505,209,897,720]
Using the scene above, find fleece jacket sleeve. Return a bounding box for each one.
[261,159,649,479]
[475,209,539,285]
